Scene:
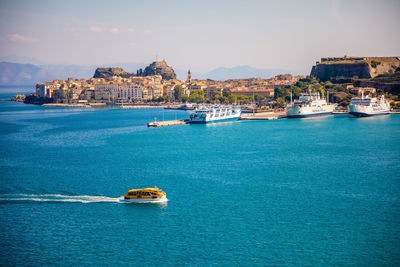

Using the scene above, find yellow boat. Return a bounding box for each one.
[122,186,167,203]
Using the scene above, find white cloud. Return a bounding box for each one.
[87,26,121,34]
[128,42,136,47]
[88,26,105,32]
[7,34,39,42]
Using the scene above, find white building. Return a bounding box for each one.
[119,85,143,100]
[38,84,61,98]
[94,84,119,100]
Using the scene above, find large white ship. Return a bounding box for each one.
[189,106,241,123]
[286,92,335,118]
[348,94,390,117]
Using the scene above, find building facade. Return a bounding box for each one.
[119,85,143,100]
[94,84,119,100]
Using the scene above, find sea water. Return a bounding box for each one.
[1,90,400,266]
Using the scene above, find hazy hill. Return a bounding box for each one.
[195,65,287,81]
[0,61,288,87]
[0,62,46,85]
[0,62,148,86]
[0,62,94,86]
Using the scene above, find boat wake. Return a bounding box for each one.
[0,193,124,204]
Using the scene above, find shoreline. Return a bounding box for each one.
[3,98,400,113]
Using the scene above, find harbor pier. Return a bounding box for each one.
[240,112,286,120]
[147,120,188,127]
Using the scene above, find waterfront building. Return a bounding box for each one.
[203,86,223,98]
[190,83,207,92]
[142,86,162,100]
[38,83,61,98]
[94,83,119,100]
[82,88,95,100]
[70,85,83,100]
[231,88,274,98]
[162,84,176,98]
[119,85,143,100]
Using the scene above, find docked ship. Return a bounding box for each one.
[189,106,241,123]
[122,187,167,203]
[348,94,390,117]
[286,92,335,118]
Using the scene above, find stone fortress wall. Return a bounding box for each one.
[311,56,400,81]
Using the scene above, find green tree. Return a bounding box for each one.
[223,88,231,97]
[253,94,264,105]
[173,85,184,101]
[181,95,189,103]
[189,89,205,103]
[276,97,285,106]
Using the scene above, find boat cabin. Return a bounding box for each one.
[124,187,166,199]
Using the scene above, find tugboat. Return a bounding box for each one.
[123,186,167,203]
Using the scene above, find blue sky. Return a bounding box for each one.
[0,0,399,74]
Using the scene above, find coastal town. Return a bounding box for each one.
[24,60,302,107]
[12,56,400,116]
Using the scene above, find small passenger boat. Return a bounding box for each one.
[122,186,168,203]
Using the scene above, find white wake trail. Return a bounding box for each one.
[0,194,124,203]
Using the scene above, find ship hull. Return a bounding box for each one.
[286,112,333,118]
[121,195,168,203]
[348,104,390,117]
[189,116,240,124]
[349,112,389,117]
[189,106,241,124]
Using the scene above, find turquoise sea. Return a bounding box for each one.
[1,89,400,266]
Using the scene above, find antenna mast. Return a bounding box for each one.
[290,89,293,105]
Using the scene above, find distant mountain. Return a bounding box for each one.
[0,55,46,65]
[0,61,289,86]
[0,62,146,86]
[0,62,93,85]
[194,65,287,81]
[0,62,49,85]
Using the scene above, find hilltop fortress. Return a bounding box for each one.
[34,60,302,103]
[310,56,400,81]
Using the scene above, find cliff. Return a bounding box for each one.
[93,67,134,78]
[310,57,400,81]
[142,60,176,80]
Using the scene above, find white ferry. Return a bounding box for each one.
[286,92,335,118]
[348,94,390,117]
[189,106,241,123]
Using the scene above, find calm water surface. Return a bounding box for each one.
[1,94,400,266]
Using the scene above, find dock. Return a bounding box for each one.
[119,104,168,109]
[147,119,188,127]
[240,112,286,120]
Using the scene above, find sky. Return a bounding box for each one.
[0,0,399,74]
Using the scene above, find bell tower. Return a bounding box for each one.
[187,69,192,90]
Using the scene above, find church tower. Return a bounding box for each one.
[187,69,192,90]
